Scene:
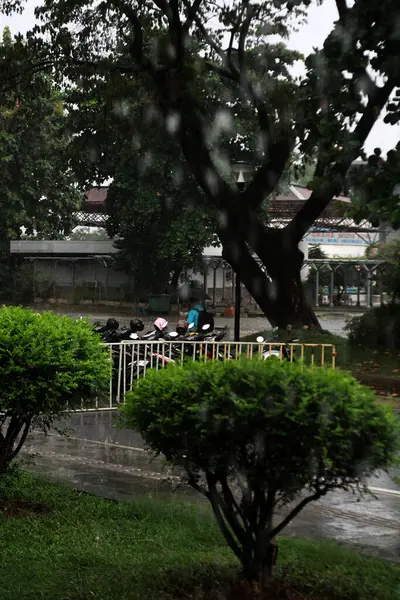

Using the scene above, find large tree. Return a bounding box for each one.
[65,72,218,294]
[63,41,300,295]
[10,0,400,326]
[0,27,81,297]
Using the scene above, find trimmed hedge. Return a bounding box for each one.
[120,358,399,582]
[0,306,110,472]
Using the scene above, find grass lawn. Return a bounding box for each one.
[1,472,399,600]
[241,329,400,407]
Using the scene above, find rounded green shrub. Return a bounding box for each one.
[345,304,400,351]
[121,358,399,583]
[0,306,110,472]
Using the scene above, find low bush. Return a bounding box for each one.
[345,304,400,351]
[367,241,400,302]
[0,306,110,473]
[120,358,399,590]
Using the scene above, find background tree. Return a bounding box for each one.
[64,42,300,295]
[366,240,400,302]
[0,28,82,298]
[121,358,399,588]
[8,0,400,327]
[348,145,400,230]
[64,69,218,294]
[307,245,360,305]
[67,227,110,241]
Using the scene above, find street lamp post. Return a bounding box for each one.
[234,170,246,342]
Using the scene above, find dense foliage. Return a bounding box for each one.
[0,306,110,473]
[349,146,400,229]
[366,241,400,302]
[121,358,399,585]
[0,27,81,299]
[65,74,218,294]
[345,304,400,352]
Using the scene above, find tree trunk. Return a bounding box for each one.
[218,228,279,325]
[219,218,320,329]
[169,266,182,292]
[242,541,278,589]
[0,416,26,474]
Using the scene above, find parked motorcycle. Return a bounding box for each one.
[256,328,300,361]
[178,323,232,361]
[94,316,230,397]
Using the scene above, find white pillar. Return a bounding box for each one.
[299,240,309,282]
[330,269,335,307]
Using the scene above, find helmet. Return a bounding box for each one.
[106,318,119,330]
[154,317,168,332]
[176,320,187,336]
[130,318,144,332]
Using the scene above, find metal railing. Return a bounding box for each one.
[79,340,336,411]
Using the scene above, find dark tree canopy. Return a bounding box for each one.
[2,0,399,326]
[65,73,217,294]
[0,27,82,297]
[349,145,400,230]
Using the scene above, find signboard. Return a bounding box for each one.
[303,231,377,246]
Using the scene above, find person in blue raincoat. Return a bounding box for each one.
[186,301,204,334]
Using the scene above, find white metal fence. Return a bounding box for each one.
[80,340,336,411]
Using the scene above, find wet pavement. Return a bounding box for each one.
[23,411,400,563]
[36,307,351,338]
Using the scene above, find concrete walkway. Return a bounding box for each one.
[23,411,400,564]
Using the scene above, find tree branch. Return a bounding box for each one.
[188,6,227,63]
[9,418,32,461]
[182,0,203,33]
[0,59,54,90]
[183,460,208,496]
[211,476,247,546]
[204,61,238,81]
[220,475,248,528]
[258,488,275,532]
[287,79,395,244]
[271,490,325,539]
[218,226,279,326]
[183,0,284,211]
[335,0,348,20]
[108,0,150,70]
[71,58,140,75]
[206,474,244,560]
[238,4,254,76]
[176,111,234,206]
[244,137,292,210]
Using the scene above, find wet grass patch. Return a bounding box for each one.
[0,471,399,600]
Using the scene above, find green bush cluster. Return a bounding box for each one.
[367,241,400,302]
[121,358,399,583]
[0,306,110,473]
[345,304,400,351]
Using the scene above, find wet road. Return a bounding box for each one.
[40,307,351,338]
[23,411,400,563]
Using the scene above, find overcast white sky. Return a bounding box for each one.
[2,0,399,155]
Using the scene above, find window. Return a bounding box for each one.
[225,269,232,281]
